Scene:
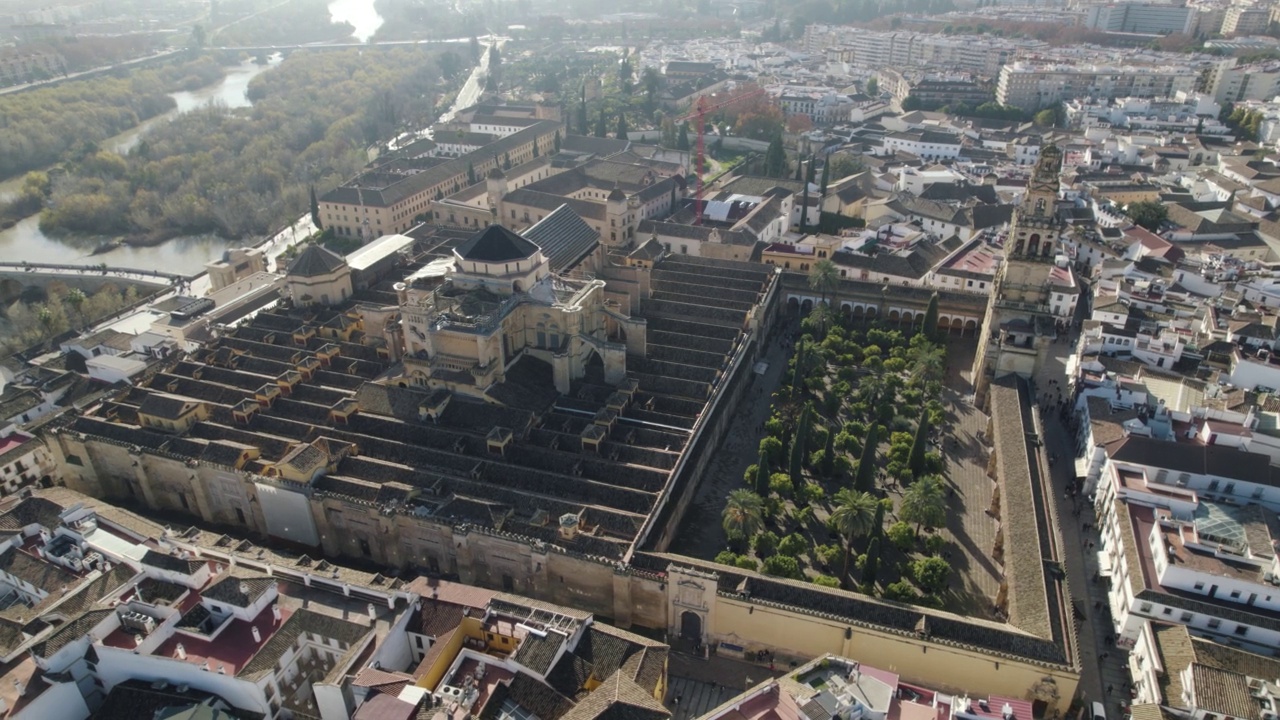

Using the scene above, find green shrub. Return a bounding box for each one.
[813,575,841,588]
[752,531,779,556]
[887,521,915,550]
[884,580,918,602]
[769,473,793,498]
[925,534,947,556]
[735,556,759,571]
[778,533,808,558]
[715,550,739,566]
[762,555,802,579]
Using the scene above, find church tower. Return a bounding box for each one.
[972,145,1066,405]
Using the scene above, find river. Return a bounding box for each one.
[0,58,278,275]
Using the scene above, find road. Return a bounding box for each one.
[0,49,184,97]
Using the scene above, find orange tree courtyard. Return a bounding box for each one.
[717,274,960,608]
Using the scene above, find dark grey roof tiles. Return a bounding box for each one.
[520,206,600,272]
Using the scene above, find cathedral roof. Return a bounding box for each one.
[456,225,540,263]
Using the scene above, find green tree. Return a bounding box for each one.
[809,258,839,307]
[65,288,86,328]
[1126,200,1169,232]
[759,435,784,465]
[911,556,952,594]
[854,424,878,493]
[778,533,808,558]
[755,449,771,495]
[642,67,661,114]
[503,152,511,170]
[616,114,628,140]
[887,520,915,550]
[763,555,802,579]
[827,153,864,179]
[309,184,322,230]
[900,475,947,534]
[532,136,539,158]
[470,36,481,63]
[814,575,841,588]
[595,108,608,138]
[577,88,589,135]
[554,130,561,153]
[907,415,930,481]
[819,158,831,198]
[764,133,786,177]
[722,489,765,540]
[865,77,878,96]
[922,292,939,342]
[618,56,633,94]
[863,536,881,585]
[791,340,807,400]
[830,488,878,584]
[1033,107,1057,128]
[790,404,812,491]
[884,580,918,602]
[820,424,836,477]
[677,123,690,151]
[467,162,477,185]
[191,23,207,49]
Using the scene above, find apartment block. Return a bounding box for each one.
[997,62,1198,111]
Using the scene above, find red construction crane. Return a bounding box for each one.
[676,87,767,225]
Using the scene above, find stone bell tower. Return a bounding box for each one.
[972,145,1065,405]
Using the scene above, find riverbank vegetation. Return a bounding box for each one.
[1,282,144,355]
[0,55,226,181]
[39,48,447,241]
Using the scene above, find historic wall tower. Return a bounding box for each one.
[972,145,1065,405]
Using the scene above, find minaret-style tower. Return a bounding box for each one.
[972,145,1065,405]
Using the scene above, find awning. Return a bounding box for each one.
[1096,550,1112,577]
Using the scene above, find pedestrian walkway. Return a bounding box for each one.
[1032,331,1132,717]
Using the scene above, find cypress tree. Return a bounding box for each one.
[554,130,561,152]
[820,158,830,197]
[595,108,608,138]
[532,137,539,157]
[821,424,835,477]
[863,536,881,584]
[790,405,812,492]
[908,415,929,481]
[790,340,806,400]
[467,162,476,185]
[577,87,589,135]
[854,424,877,493]
[616,114,628,140]
[871,502,886,538]
[923,292,940,341]
[677,123,690,151]
[755,449,771,495]
[309,184,322,230]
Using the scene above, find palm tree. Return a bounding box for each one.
[722,489,765,540]
[807,302,834,339]
[830,488,879,584]
[809,259,839,308]
[65,288,86,328]
[900,475,947,535]
[910,341,946,386]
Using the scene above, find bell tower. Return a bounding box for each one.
[972,145,1065,405]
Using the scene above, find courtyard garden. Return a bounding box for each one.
[715,261,968,609]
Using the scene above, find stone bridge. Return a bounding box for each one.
[779,272,989,335]
[0,263,174,306]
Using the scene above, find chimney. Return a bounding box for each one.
[272,605,282,622]
[239,581,250,597]
[176,643,187,660]
[368,603,377,622]
[13,679,25,697]
[251,626,261,643]
[134,634,144,647]
[218,664,226,675]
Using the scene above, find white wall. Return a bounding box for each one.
[13,680,89,720]
[254,482,321,547]
[95,646,269,715]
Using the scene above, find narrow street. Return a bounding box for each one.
[1030,306,1132,718]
